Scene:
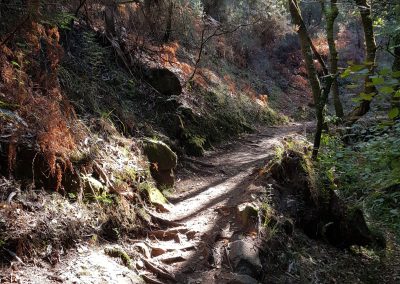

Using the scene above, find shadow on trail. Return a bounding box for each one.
[171,156,271,204]
[173,173,257,282]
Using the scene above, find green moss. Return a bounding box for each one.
[115,167,137,183]
[104,247,132,269]
[183,133,206,157]
[143,139,177,170]
[140,182,168,206]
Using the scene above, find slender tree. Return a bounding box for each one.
[346,0,377,124]
[163,0,174,43]
[288,0,334,159]
[321,0,344,118]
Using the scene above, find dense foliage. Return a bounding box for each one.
[319,122,400,238]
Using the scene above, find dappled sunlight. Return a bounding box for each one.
[172,171,251,222]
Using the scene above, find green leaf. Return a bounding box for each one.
[380,86,395,95]
[392,71,400,78]
[341,69,351,78]
[346,84,359,89]
[388,107,399,119]
[359,92,374,101]
[394,90,400,98]
[371,77,384,85]
[379,68,391,76]
[351,97,363,103]
[350,65,366,72]
[11,61,20,68]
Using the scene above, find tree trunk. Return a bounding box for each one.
[313,76,334,159]
[105,3,117,38]
[392,31,400,108]
[163,1,174,43]
[346,0,377,124]
[392,32,400,72]
[289,0,328,159]
[322,0,344,118]
[288,0,321,104]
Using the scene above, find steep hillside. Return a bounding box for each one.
[1,1,399,283]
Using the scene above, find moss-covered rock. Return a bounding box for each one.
[143,139,177,170]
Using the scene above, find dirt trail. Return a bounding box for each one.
[1,123,309,284]
[148,123,308,283]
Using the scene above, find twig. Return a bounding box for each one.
[186,17,260,84]
[224,246,233,271]
[7,191,18,204]
[3,248,25,265]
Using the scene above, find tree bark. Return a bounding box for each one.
[288,0,321,103]
[392,30,400,108]
[105,3,117,38]
[313,76,334,159]
[322,0,344,118]
[392,32,400,72]
[346,0,377,124]
[163,1,174,43]
[289,0,332,159]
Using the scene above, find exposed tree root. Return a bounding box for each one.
[142,258,176,282]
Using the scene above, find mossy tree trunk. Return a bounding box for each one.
[393,33,400,72]
[288,0,333,159]
[288,0,321,103]
[322,0,344,118]
[346,0,377,124]
[392,30,400,108]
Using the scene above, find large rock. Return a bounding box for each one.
[227,240,262,279]
[150,166,176,188]
[146,68,182,97]
[143,139,177,187]
[143,139,177,170]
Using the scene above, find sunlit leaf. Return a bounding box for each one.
[11,61,20,68]
[371,77,384,85]
[394,90,400,98]
[380,86,395,95]
[351,97,363,103]
[341,69,351,78]
[359,92,374,101]
[388,107,399,119]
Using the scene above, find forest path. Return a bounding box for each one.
[146,122,309,283]
[4,122,310,284]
